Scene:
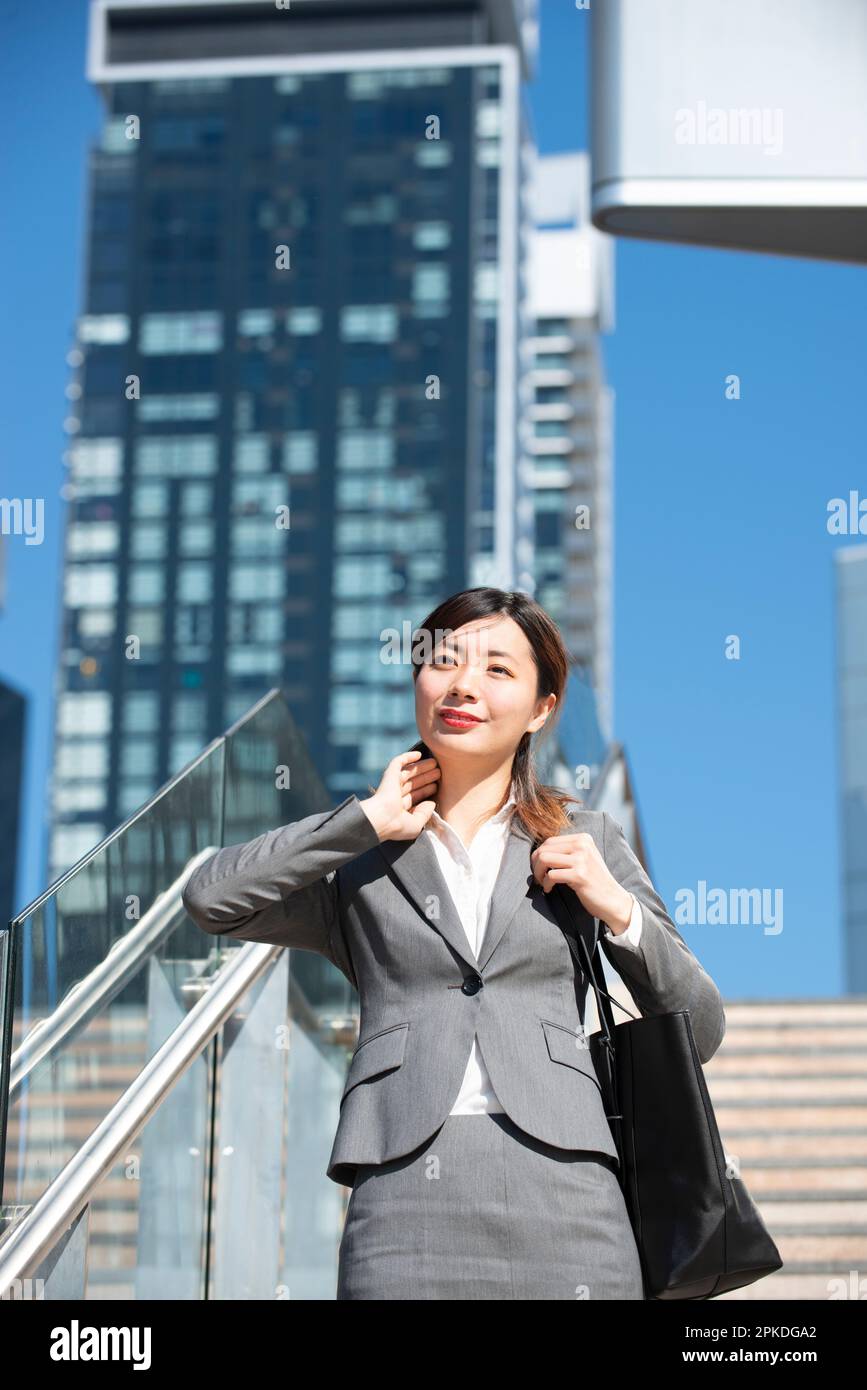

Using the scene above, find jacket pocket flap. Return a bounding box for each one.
[540,1018,598,1083]
[341,1022,409,1103]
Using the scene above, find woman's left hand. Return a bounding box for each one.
[531,832,634,933]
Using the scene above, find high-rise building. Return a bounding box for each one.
[0,679,26,931]
[834,542,867,992]
[49,0,539,877]
[526,151,615,741]
[0,535,27,929]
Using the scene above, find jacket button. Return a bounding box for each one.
[461,973,483,995]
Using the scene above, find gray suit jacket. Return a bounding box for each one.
[182,793,726,1187]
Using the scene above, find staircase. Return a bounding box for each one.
[707,999,867,1300]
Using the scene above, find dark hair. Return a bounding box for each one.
[409,587,582,845]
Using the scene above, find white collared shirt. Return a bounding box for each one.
[425,792,643,1115]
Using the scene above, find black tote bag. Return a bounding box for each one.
[551,884,784,1300]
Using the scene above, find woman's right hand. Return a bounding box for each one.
[358,749,441,842]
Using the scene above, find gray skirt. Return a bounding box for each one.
[336,1111,646,1300]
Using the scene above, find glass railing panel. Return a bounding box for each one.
[79,1045,214,1301]
[280,1018,348,1300]
[216,695,360,1296]
[2,740,224,1219]
[221,691,357,1044]
[1,688,360,1298]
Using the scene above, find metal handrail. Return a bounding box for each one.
[0,936,283,1292]
[8,848,218,1099]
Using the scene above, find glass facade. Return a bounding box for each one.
[528,321,612,726]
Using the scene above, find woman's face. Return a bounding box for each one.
[415,614,556,766]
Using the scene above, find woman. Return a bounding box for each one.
[183,587,726,1301]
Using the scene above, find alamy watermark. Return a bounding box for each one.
[0,497,44,545]
[675,881,783,935]
[675,101,784,156]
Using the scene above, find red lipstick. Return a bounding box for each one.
[439,709,483,729]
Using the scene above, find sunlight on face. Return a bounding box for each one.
[414,614,555,763]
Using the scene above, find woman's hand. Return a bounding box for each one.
[531,831,634,933]
[359,749,441,842]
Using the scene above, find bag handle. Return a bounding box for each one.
[551,883,641,1049]
[549,884,637,1161]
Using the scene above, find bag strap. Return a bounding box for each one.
[549,885,633,1158]
[551,883,640,1045]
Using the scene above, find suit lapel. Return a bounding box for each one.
[376,816,536,973]
[376,812,601,972]
[476,819,535,971]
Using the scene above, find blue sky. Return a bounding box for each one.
[2,1,863,1000]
